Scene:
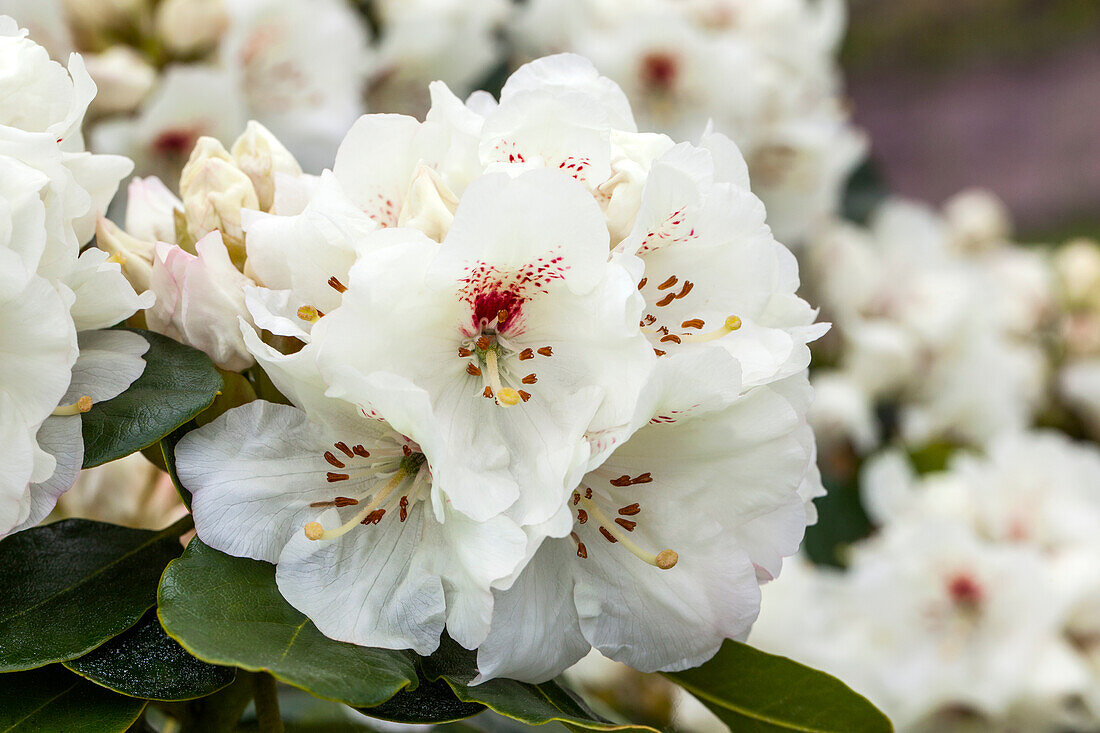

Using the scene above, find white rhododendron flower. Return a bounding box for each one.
[367,0,510,116]
[804,197,1047,449]
[510,0,866,244]
[171,55,823,668]
[0,16,151,537]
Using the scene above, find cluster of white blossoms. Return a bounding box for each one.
[804,191,1052,452]
[752,430,1100,731]
[0,17,151,538]
[114,54,831,677]
[1,0,508,179]
[509,0,868,245]
[1053,237,1100,439]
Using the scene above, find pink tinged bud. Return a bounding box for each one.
[125,176,184,243]
[83,47,156,117]
[231,121,302,212]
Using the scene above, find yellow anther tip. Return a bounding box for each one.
[304,522,325,541]
[76,395,93,413]
[296,306,320,323]
[496,388,522,407]
[724,315,742,331]
[655,549,678,570]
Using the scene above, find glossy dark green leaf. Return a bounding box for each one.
[157,539,419,708]
[420,638,656,732]
[82,329,222,468]
[0,665,146,732]
[0,517,191,672]
[663,640,893,732]
[64,609,235,701]
[359,676,485,725]
[160,420,196,510]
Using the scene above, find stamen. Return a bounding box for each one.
[654,348,666,356]
[476,335,491,350]
[497,309,508,323]
[615,518,637,532]
[657,275,678,290]
[304,467,408,541]
[327,276,347,293]
[106,253,126,266]
[674,281,694,299]
[483,386,494,398]
[619,503,641,516]
[323,452,345,468]
[576,509,588,524]
[610,475,633,487]
[518,348,534,360]
[297,305,324,323]
[399,496,409,522]
[326,472,349,482]
[579,495,678,570]
[537,346,553,357]
[680,315,742,343]
[637,277,647,290]
[654,292,676,307]
[334,497,358,507]
[361,509,386,525]
[518,390,532,402]
[458,347,473,357]
[352,445,370,457]
[577,543,588,559]
[466,363,482,376]
[52,396,93,416]
[681,319,705,329]
[660,334,682,344]
[522,374,538,384]
[402,445,412,457]
[334,442,354,458]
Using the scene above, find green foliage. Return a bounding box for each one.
[64,609,236,701]
[0,518,190,672]
[81,329,221,468]
[0,665,147,732]
[663,640,892,732]
[157,539,419,708]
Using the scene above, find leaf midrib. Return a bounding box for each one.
[0,518,190,627]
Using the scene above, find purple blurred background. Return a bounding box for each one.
[844,0,1100,239]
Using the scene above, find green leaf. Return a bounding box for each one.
[64,609,236,701]
[359,676,485,725]
[0,665,146,732]
[419,637,656,732]
[82,329,222,468]
[160,420,196,510]
[157,538,419,708]
[0,517,191,672]
[663,640,893,732]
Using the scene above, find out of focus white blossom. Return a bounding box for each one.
[510,0,867,245]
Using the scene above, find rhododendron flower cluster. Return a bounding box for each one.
[164,55,825,677]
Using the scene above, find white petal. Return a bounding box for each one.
[474,539,589,684]
[13,413,84,533]
[276,503,446,656]
[66,330,149,404]
[179,401,349,563]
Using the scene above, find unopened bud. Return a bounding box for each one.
[96,216,156,291]
[180,137,259,242]
[126,176,184,244]
[155,0,228,56]
[944,188,1012,252]
[1054,239,1100,310]
[397,164,459,242]
[230,121,302,211]
[83,47,156,116]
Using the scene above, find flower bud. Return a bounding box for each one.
[397,164,459,242]
[180,137,259,243]
[63,0,146,39]
[83,46,156,116]
[1054,239,1100,310]
[155,0,228,56]
[125,176,184,243]
[95,216,156,291]
[944,188,1012,252]
[230,121,303,211]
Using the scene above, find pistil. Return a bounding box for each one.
[679,315,742,343]
[52,396,93,416]
[305,466,408,541]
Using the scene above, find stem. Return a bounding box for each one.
[252,673,283,733]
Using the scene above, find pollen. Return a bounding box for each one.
[537,346,553,357]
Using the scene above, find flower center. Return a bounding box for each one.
[570,477,678,571]
[458,312,553,408]
[303,439,428,541]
